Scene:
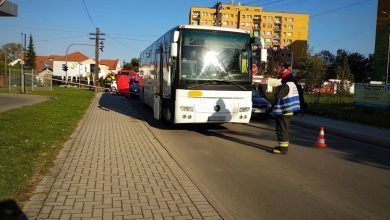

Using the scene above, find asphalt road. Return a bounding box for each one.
[0,93,50,113]
[127,96,390,220]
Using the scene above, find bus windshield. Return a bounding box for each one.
[180,29,251,82]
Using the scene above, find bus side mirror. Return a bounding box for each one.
[171,43,178,57]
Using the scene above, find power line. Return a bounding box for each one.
[106,35,142,54]
[0,24,85,33]
[82,0,96,28]
[35,34,88,43]
[311,0,373,18]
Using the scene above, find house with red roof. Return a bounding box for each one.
[10,51,120,84]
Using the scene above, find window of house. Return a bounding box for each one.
[241,22,245,26]
[230,14,234,18]
[288,25,293,30]
[267,23,272,28]
[246,23,251,27]
[267,16,272,21]
[201,20,207,24]
[288,17,294,22]
[265,31,272,35]
[262,23,266,27]
[223,21,228,26]
[265,38,271,43]
[247,15,252,19]
[224,14,229,18]
[287,39,292,43]
[191,21,198,25]
[287,32,292,37]
[242,15,245,18]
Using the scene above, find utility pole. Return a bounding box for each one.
[20,33,26,94]
[89,27,105,92]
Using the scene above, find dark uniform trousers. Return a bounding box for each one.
[275,113,293,148]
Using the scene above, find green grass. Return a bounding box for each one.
[266,92,390,129]
[304,94,390,129]
[0,87,94,203]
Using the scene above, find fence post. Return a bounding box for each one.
[8,68,11,93]
[31,69,34,92]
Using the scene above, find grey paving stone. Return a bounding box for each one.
[23,93,220,219]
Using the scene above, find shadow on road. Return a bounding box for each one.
[98,92,390,170]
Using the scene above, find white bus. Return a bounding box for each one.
[139,25,266,124]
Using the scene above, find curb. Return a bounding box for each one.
[292,120,390,149]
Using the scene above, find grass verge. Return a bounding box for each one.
[0,87,94,204]
[266,92,390,129]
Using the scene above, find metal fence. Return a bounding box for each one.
[0,68,52,93]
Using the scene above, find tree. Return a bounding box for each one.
[363,54,374,82]
[335,49,353,95]
[317,50,335,80]
[0,43,23,62]
[296,47,326,93]
[347,52,366,83]
[0,43,23,73]
[25,34,36,70]
[130,58,139,72]
[123,58,139,72]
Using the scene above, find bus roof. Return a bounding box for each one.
[178,25,249,34]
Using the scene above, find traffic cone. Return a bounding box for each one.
[315,126,327,148]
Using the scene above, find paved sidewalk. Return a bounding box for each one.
[292,113,390,148]
[23,93,221,220]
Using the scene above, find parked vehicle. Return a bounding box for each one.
[251,89,272,118]
[139,25,266,124]
[129,78,140,97]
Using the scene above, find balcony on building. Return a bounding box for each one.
[274,24,282,31]
[274,16,282,24]
[192,11,200,19]
[272,39,281,45]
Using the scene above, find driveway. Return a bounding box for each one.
[0,93,50,113]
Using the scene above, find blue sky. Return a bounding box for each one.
[0,0,378,63]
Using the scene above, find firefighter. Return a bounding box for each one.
[272,64,304,154]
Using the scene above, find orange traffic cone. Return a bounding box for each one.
[315,126,327,148]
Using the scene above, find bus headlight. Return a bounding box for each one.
[180,106,194,112]
[239,107,250,112]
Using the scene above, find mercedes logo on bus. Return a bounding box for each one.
[214,105,221,112]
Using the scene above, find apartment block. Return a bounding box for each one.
[189,4,309,63]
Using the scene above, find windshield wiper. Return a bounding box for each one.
[218,80,247,91]
[187,82,212,89]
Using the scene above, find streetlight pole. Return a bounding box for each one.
[65,43,93,87]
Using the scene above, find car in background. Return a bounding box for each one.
[251,89,272,119]
[129,78,140,97]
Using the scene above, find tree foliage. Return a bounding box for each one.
[123,58,139,72]
[296,47,326,92]
[25,34,36,70]
[335,49,353,95]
